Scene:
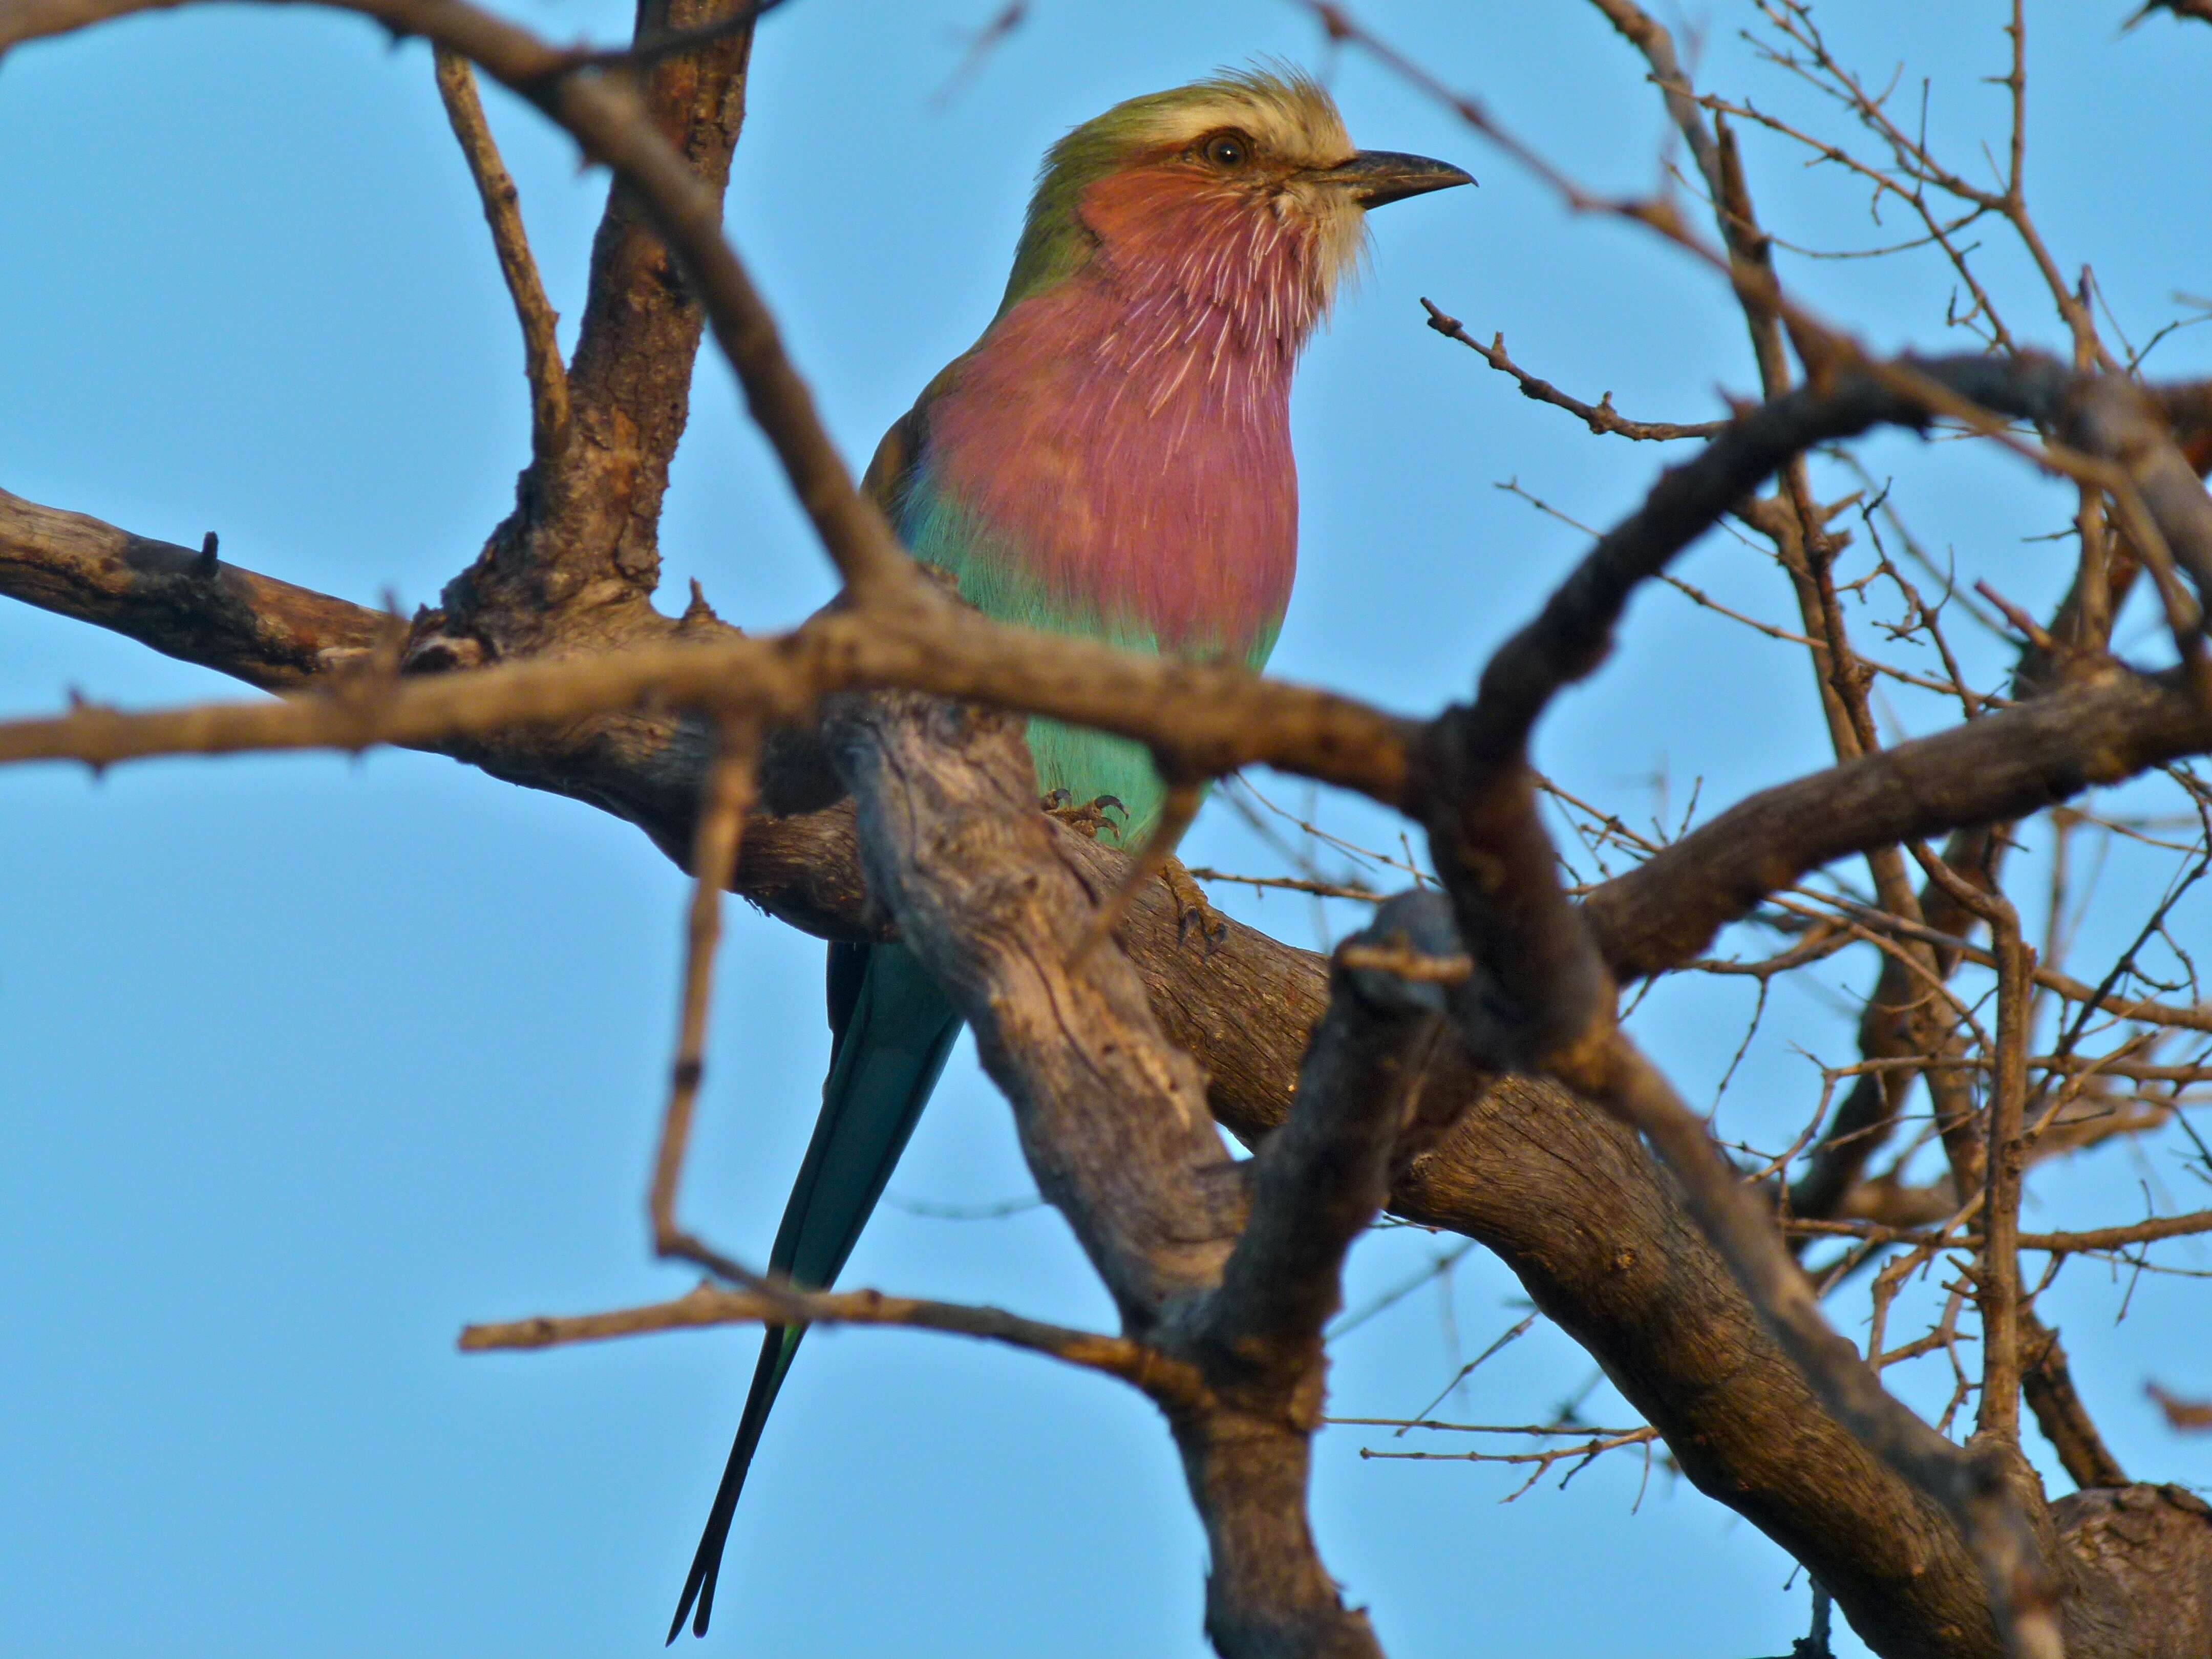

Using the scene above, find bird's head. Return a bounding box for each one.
[997,67,1471,343]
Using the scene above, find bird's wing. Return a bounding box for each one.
[860,398,927,519]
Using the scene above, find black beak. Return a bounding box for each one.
[1316,150,1475,208]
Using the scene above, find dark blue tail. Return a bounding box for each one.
[668,941,962,1642]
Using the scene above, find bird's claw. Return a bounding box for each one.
[1161,857,1229,955]
[1041,791,1128,841]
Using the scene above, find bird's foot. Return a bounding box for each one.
[1040,790,1128,842]
[1160,856,1229,954]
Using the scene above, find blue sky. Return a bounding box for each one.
[4,2,2210,1654]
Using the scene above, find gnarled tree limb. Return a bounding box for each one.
[827,688,1453,1659]
[9,0,2212,1652]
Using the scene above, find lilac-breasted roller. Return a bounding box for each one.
[671,68,1468,1639]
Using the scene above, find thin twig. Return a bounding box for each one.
[1421,300,1726,440]
[459,1279,1205,1405]
[1186,866,1382,903]
[648,724,761,1283]
[433,47,569,458]
[1779,1209,2212,1254]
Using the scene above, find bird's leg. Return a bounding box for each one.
[1159,857,1229,953]
[1040,790,1128,842]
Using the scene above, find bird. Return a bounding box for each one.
[669,66,1469,1642]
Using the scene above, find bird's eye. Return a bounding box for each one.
[1203,132,1249,168]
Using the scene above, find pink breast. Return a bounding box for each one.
[923,173,1323,657]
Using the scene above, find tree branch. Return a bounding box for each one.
[0,492,389,690]
[459,1279,1201,1401]
[1781,1209,2212,1254]
[2021,1312,2127,1491]
[1420,299,1728,441]
[433,46,569,461]
[424,0,763,643]
[1192,892,1452,1374]
[825,687,1386,1658]
[1583,667,2212,983]
[9,2,2212,1651]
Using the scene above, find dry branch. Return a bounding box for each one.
[10,2,2212,1656]
[1194,891,1453,1368]
[1420,299,1727,441]
[432,47,569,459]
[825,687,1407,1658]
[1781,1209,2212,1255]
[459,1279,1198,1399]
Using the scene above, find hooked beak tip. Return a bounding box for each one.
[1323,150,1476,209]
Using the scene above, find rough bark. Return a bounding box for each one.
[827,689,1457,1659]
[10,486,2212,1654]
[426,0,753,651]
[6,0,2212,1651]
[2051,1485,2212,1659]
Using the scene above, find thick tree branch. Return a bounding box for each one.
[826,691,1244,1319]
[0,562,1418,800]
[0,493,389,690]
[826,688,1385,1658]
[426,0,764,644]
[2050,1483,2212,1653]
[1192,892,1451,1374]
[9,2,2212,1652]
[2020,1313,2127,1491]
[1583,667,2212,982]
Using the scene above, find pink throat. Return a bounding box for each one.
[921,172,1334,655]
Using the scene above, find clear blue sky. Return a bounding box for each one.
[4,3,2209,1654]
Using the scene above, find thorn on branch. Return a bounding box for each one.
[197,531,219,577]
[683,578,718,625]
